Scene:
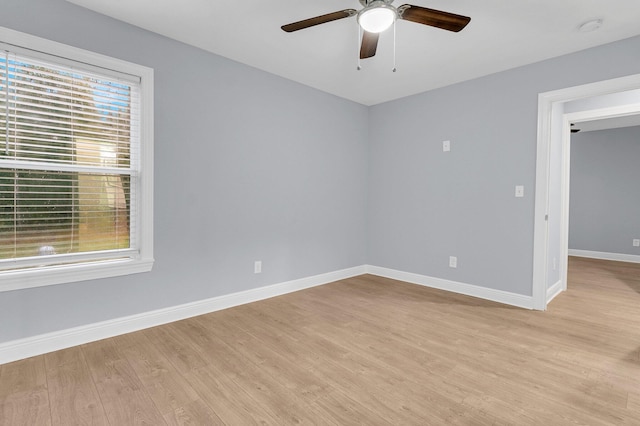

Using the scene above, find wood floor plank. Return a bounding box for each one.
[211,306,426,423]
[81,338,166,426]
[200,358,321,425]
[628,392,640,411]
[192,314,330,401]
[113,331,200,417]
[0,357,51,426]
[220,305,457,423]
[1,257,639,424]
[184,361,279,425]
[309,390,392,425]
[142,322,211,375]
[194,310,420,424]
[173,315,326,424]
[163,398,225,426]
[44,347,109,425]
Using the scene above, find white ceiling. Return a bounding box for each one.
[66,0,640,106]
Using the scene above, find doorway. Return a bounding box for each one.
[567,117,640,267]
[532,74,640,310]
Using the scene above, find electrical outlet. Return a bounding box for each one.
[634,239,640,247]
[254,261,262,274]
[449,256,457,268]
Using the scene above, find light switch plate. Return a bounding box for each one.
[515,185,524,198]
[442,140,450,152]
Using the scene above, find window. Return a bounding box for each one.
[0,27,153,292]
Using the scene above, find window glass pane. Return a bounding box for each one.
[0,169,130,260]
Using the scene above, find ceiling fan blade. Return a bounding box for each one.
[360,31,379,59]
[398,5,470,32]
[282,9,357,32]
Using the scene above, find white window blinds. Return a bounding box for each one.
[0,48,141,270]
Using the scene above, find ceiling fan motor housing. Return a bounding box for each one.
[358,0,395,6]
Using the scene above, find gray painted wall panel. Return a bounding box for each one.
[569,126,640,255]
[0,0,368,342]
[368,36,640,296]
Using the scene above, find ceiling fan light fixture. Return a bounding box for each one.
[358,2,396,33]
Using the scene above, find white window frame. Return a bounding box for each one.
[0,26,153,292]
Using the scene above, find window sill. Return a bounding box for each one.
[0,258,154,293]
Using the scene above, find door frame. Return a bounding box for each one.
[532,73,640,310]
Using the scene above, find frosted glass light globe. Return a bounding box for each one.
[358,4,396,33]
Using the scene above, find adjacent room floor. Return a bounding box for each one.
[1,257,639,425]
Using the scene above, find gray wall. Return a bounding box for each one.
[569,126,640,255]
[0,0,368,343]
[368,35,640,295]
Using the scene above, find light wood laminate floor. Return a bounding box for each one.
[1,257,639,425]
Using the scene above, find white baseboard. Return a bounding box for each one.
[568,249,640,264]
[547,279,563,304]
[365,265,534,310]
[0,264,537,365]
[0,265,366,365]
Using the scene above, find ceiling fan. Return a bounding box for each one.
[281,0,471,60]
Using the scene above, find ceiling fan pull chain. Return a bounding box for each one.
[392,19,397,72]
[357,24,362,70]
